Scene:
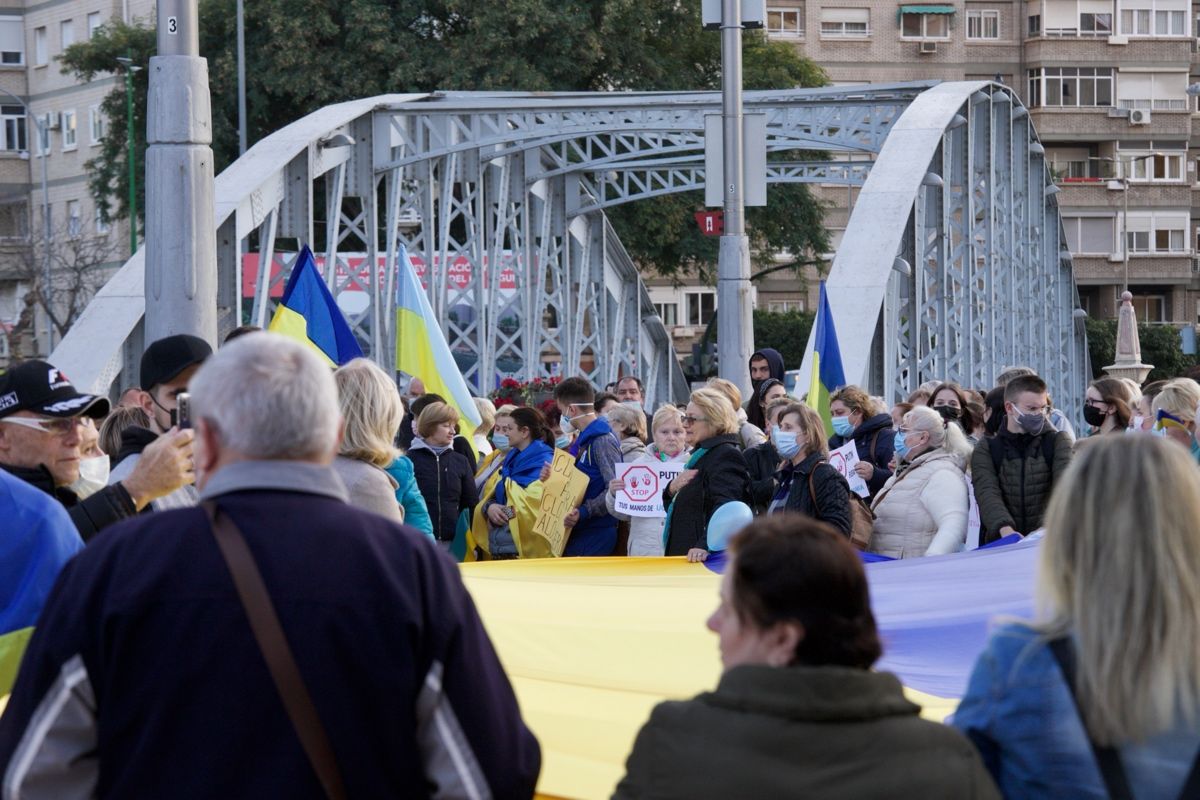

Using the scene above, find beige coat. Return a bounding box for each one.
[868,448,967,558]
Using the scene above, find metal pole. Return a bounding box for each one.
[236,0,246,155]
[1122,173,1128,295]
[716,0,754,392]
[124,57,137,256]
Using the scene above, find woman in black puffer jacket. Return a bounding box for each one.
[407,402,479,548]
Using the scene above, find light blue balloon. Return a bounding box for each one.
[706,501,754,552]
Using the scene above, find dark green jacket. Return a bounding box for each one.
[970,426,1073,540]
[612,665,1000,800]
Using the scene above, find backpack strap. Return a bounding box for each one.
[1042,431,1058,473]
[1047,638,1134,800]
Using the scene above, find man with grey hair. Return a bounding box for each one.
[0,333,540,797]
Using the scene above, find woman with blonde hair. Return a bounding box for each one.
[706,377,766,449]
[408,401,479,548]
[769,402,851,537]
[1151,378,1200,460]
[661,388,751,561]
[473,396,498,456]
[868,405,969,558]
[606,403,649,462]
[955,435,1200,798]
[332,358,407,522]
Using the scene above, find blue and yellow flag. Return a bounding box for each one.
[395,244,482,439]
[805,281,847,436]
[268,246,363,366]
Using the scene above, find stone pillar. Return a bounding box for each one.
[143,0,217,347]
[1103,291,1152,383]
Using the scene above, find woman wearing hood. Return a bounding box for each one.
[868,405,971,558]
[827,385,895,498]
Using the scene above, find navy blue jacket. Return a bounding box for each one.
[828,412,895,497]
[565,416,621,556]
[408,440,480,542]
[0,461,539,798]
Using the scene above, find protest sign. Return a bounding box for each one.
[828,441,870,498]
[530,450,590,556]
[612,462,683,518]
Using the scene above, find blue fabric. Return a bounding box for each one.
[384,456,433,537]
[0,468,82,635]
[493,440,554,507]
[814,281,846,391]
[953,623,1200,799]
[278,245,363,365]
[564,417,619,556]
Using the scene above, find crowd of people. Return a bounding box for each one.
[5,332,1200,797]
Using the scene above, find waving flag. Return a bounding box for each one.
[395,244,482,439]
[268,246,363,366]
[805,281,847,435]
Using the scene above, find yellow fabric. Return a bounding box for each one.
[460,558,960,800]
[0,626,34,696]
[266,305,337,368]
[470,477,550,559]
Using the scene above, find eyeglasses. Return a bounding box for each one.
[1154,409,1189,432]
[0,416,84,436]
[1084,398,1108,409]
[681,415,708,426]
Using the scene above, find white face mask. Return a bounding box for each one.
[70,455,110,499]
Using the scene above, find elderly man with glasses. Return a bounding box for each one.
[0,360,193,540]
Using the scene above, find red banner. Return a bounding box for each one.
[241,252,519,299]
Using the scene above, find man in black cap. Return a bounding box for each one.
[0,360,193,540]
[109,334,211,510]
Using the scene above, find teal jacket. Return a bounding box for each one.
[385,456,433,537]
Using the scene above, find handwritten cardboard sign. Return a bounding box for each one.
[828,441,871,498]
[613,462,683,518]
[530,450,590,556]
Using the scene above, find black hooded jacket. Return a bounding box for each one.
[827,412,896,497]
[0,462,136,542]
[747,348,786,429]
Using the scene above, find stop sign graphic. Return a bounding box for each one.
[621,465,658,503]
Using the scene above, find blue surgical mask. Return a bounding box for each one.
[831,416,853,437]
[893,430,910,459]
[772,427,801,460]
[492,433,510,451]
[555,434,571,449]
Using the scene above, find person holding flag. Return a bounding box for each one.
[471,407,556,559]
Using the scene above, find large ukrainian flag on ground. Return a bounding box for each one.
[395,243,482,438]
[806,281,847,435]
[268,245,363,366]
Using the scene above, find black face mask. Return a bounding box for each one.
[934,404,962,422]
[1083,404,1107,428]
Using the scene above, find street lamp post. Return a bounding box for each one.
[0,88,53,352]
[116,55,141,256]
[1097,152,1158,294]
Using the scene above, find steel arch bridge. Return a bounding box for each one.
[52,80,1087,418]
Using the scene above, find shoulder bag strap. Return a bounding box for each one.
[203,502,348,800]
[1047,637,1134,800]
[807,461,825,515]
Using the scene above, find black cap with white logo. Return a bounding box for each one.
[0,360,110,419]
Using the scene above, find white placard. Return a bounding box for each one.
[828,441,871,498]
[613,462,684,518]
[965,473,981,550]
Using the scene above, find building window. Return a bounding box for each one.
[1028,14,1041,34]
[1026,67,1114,107]
[0,17,23,64]
[60,19,74,50]
[767,6,805,35]
[685,291,716,326]
[966,9,999,38]
[1131,294,1166,322]
[1123,151,1184,182]
[33,26,46,66]
[1116,70,1188,110]
[1079,12,1113,34]
[901,12,950,38]
[66,199,80,237]
[61,110,76,150]
[0,200,27,240]
[1062,216,1115,253]
[1120,1,1187,36]
[654,302,678,327]
[0,105,25,151]
[819,7,870,36]
[94,205,109,235]
[87,12,102,39]
[89,106,104,144]
[1124,213,1188,254]
[767,300,807,313]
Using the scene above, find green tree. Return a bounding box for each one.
[1085,317,1196,383]
[753,309,815,372]
[60,2,828,279]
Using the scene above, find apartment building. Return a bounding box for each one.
[0,0,151,367]
[763,0,1200,330]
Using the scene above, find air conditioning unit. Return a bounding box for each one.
[919,40,938,54]
[46,112,62,132]
[1108,253,1125,263]
[1129,108,1152,125]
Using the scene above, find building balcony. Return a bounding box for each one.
[1072,253,1196,284]
[1024,36,1191,65]
[1031,108,1191,139]
[1056,180,1192,207]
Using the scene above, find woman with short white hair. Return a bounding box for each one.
[868,405,970,558]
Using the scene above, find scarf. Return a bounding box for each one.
[661,446,710,550]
